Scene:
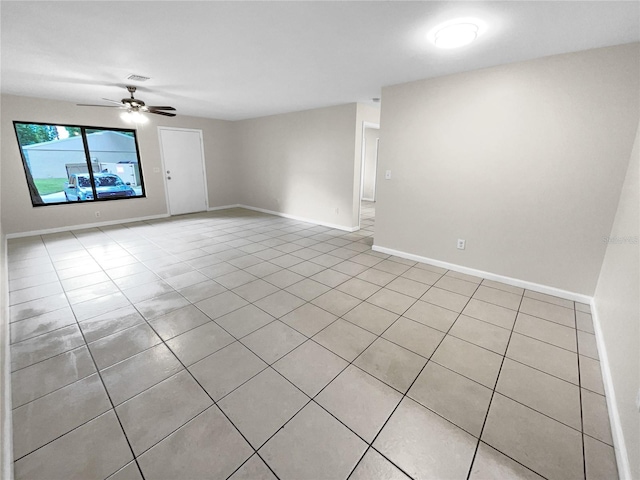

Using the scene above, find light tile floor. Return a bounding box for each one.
[7,206,617,479]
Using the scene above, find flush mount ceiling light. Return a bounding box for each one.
[429,18,486,49]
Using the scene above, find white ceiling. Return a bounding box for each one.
[2,1,638,121]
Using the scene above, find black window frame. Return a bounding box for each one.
[13,121,146,207]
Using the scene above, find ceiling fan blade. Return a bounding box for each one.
[102,98,125,105]
[77,104,123,108]
[148,110,177,117]
[146,106,176,111]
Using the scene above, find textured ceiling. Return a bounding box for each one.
[2,1,638,120]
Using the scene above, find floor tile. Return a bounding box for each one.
[14,411,132,480]
[9,281,64,306]
[72,292,131,322]
[356,268,396,287]
[472,285,522,310]
[101,344,183,405]
[482,393,583,480]
[403,300,459,332]
[88,323,162,369]
[462,299,517,329]
[374,397,477,480]
[584,434,618,480]
[166,321,235,366]
[215,270,258,289]
[254,290,306,318]
[408,361,492,437]
[122,279,173,304]
[506,333,578,384]
[480,279,524,296]
[582,388,613,445]
[519,297,575,327]
[496,358,581,430]
[317,365,402,442]
[137,406,253,480]
[577,330,599,360]
[10,307,76,344]
[287,260,327,277]
[285,278,331,301]
[433,276,478,297]
[311,268,351,288]
[273,340,348,397]
[401,267,442,285]
[469,442,544,480]
[12,374,111,459]
[449,315,511,355]
[106,461,144,480]
[11,324,85,372]
[421,287,469,313]
[135,291,189,320]
[260,401,367,480]
[445,271,482,284]
[263,269,305,289]
[215,304,276,338]
[79,305,146,343]
[116,370,213,455]
[149,305,211,341]
[514,313,577,352]
[576,311,595,333]
[385,276,430,298]
[367,288,415,315]
[233,279,280,302]
[241,320,306,364]
[11,346,96,408]
[218,368,309,448]
[312,289,362,317]
[382,317,444,358]
[354,338,427,393]
[313,319,377,362]
[580,355,605,395]
[229,455,277,480]
[189,341,267,400]
[350,448,411,480]
[524,290,574,309]
[195,290,248,320]
[10,293,69,323]
[343,301,399,335]
[431,335,502,388]
[175,279,226,303]
[337,277,381,300]
[333,260,370,276]
[280,303,337,337]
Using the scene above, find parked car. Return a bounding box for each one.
[64,173,136,201]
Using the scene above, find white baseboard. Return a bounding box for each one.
[207,204,241,211]
[362,197,375,202]
[4,213,170,239]
[372,244,592,304]
[590,300,630,480]
[238,205,359,232]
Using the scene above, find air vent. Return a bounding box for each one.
[126,74,150,82]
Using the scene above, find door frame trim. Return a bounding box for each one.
[358,121,380,230]
[158,126,209,216]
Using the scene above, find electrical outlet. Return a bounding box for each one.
[457,239,465,250]
[95,211,101,218]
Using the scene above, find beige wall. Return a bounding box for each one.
[1,94,238,235]
[235,103,378,229]
[593,121,639,479]
[375,43,640,295]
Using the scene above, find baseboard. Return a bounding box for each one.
[362,197,375,202]
[238,205,359,232]
[4,213,171,239]
[207,204,241,212]
[372,244,592,304]
[590,300,630,480]
[1,236,13,479]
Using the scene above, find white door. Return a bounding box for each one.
[158,127,208,215]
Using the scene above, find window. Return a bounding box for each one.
[13,122,146,206]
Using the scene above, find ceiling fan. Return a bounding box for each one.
[77,85,176,117]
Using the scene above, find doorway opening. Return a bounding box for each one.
[358,122,379,231]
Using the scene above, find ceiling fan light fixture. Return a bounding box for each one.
[121,109,148,124]
[429,18,486,49]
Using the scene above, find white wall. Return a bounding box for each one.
[593,121,639,479]
[362,127,379,200]
[1,94,238,235]
[375,43,640,295]
[235,103,379,230]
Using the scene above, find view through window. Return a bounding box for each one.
[14,122,146,206]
